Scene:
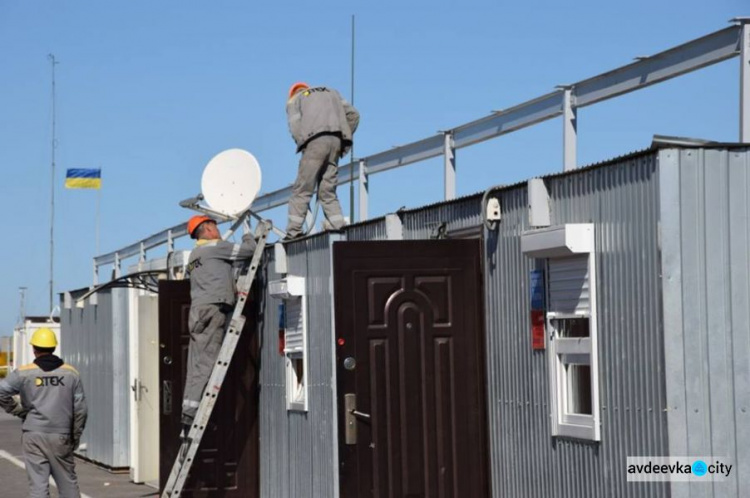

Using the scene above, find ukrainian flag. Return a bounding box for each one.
[65,168,101,189]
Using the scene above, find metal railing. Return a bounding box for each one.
[93,18,750,282]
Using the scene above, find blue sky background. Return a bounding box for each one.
[0,1,746,337]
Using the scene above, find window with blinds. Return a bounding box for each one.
[548,255,590,315]
[546,252,600,441]
[284,298,305,354]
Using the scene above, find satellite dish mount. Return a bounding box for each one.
[179,149,286,238]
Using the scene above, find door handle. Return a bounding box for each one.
[350,410,371,422]
[344,394,371,444]
[163,380,172,415]
[131,379,141,402]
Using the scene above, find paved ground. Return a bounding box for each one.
[0,411,157,498]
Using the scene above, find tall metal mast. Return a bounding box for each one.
[348,15,356,221]
[18,287,27,326]
[48,54,59,313]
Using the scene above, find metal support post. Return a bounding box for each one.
[443,132,456,200]
[139,242,146,263]
[738,19,750,142]
[358,159,368,221]
[562,86,577,171]
[167,230,174,253]
[114,252,121,278]
[93,262,99,287]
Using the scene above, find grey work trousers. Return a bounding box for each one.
[181,303,231,425]
[22,431,80,498]
[286,135,346,237]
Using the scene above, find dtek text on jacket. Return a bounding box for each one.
[0,355,87,437]
[286,86,360,153]
[187,234,257,307]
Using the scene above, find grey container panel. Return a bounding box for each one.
[345,218,387,241]
[259,235,338,498]
[60,288,130,469]
[111,287,130,466]
[486,153,669,497]
[401,194,483,239]
[660,147,750,498]
[259,252,290,498]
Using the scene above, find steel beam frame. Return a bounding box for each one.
[444,132,456,200]
[359,159,369,221]
[93,23,744,278]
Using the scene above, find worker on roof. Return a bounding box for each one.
[0,327,87,498]
[284,82,360,240]
[181,215,257,434]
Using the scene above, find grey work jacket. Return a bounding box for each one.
[187,234,257,307]
[0,357,87,437]
[286,86,360,153]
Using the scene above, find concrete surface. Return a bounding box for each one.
[0,411,157,498]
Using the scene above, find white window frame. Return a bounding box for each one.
[284,293,308,412]
[269,276,309,412]
[547,251,600,441]
[521,224,600,442]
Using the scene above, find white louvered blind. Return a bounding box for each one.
[284,297,305,353]
[548,255,590,314]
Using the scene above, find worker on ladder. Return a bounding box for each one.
[0,328,87,498]
[284,82,360,240]
[181,215,257,439]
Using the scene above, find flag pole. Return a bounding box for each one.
[96,171,101,256]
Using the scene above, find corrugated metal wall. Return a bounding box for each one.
[259,234,340,498]
[256,147,750,497]
[660,147,750,498]
[401,194,483,239]
[484,152,670,497]
[345,218,387,241]
[60,288,130,468]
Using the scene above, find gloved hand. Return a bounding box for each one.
[10,404,27,420]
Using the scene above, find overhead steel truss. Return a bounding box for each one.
[93,19,750,281]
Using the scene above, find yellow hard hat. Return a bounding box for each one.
[30,328,58,348]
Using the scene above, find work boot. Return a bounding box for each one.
[322,216,347,232]
[179,424,192,463]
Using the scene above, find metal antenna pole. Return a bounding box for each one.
[48,54,59,313]
[18,287,27,326]
[348,15,355,222]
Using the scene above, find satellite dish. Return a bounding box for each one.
[201,149,262,217]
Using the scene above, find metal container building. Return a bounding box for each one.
[60,287,131,469]
[258,144,750,498]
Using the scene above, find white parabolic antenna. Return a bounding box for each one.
[201,149,262,217]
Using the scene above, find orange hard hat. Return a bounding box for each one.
[288,82,309,99]
[187,215,214,238]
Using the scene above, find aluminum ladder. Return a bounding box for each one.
[161,216,271,497]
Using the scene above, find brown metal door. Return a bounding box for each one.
[158,280,259,497]
[334,240,489,498]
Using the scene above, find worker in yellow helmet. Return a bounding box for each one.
[0,327,87,497]
[284,82,360,240]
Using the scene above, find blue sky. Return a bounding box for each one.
[0,1,746,337]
